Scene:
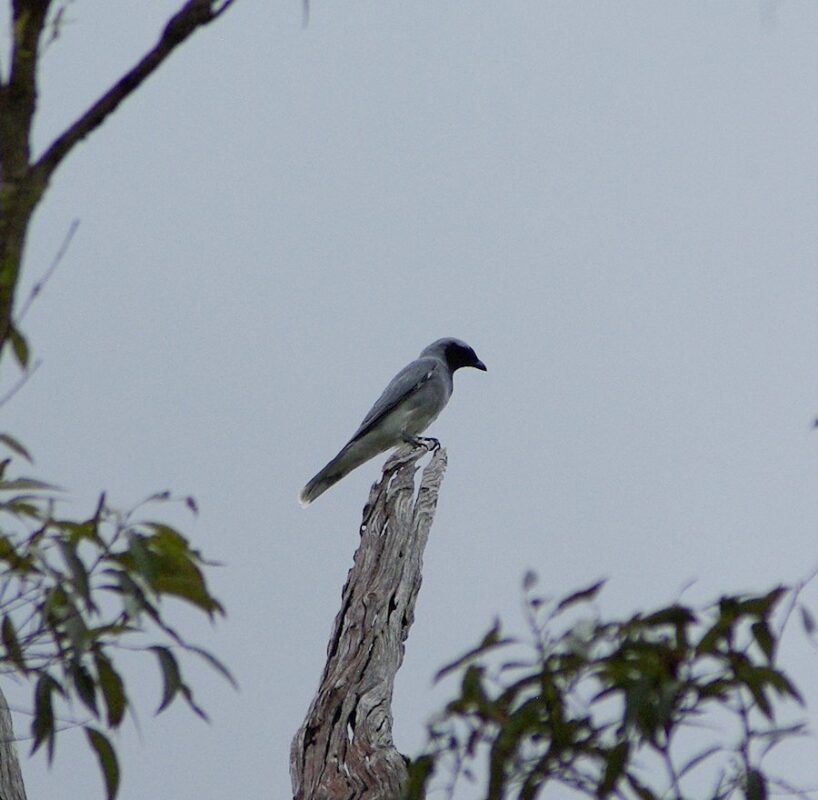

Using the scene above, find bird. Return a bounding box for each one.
[299,338,486,507]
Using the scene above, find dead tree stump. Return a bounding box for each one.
[290,444,447,800]
[0,688,27,800]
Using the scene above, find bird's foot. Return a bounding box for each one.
[403,434,441,452]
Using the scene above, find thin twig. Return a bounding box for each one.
[16,218,79,323]
[776,564,818,647]
[41,1,77,55]
[0,358,42,409]
[33,0,238,183]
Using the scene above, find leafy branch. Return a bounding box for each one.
[0,434,233,800]
[407,574,815,800]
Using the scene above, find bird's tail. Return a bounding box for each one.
[299,443,364,507]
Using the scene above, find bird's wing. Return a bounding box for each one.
[349,356,440,443]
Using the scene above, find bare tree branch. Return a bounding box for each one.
[0,1,236,353]
[32,0,237,185]
[291,444,448,800]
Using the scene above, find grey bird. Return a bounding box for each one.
[299,338,486,507]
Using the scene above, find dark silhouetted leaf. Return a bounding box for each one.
[0,433,33,462]
[126,526,223,615]
[31,673,62,761]
[71,661,98,716]
[152,646,181,713]
[2,614,25,670]
[696,617,729,655]
[435,625,513,683]
[751,621,775,662]
[0,534,36,572]
[85,727,120,800]
[58,538,91,607]
[460,665,487,707]
[1,476,60,492]
[762,667,804,704]
[95,652,127,727]
[180,683,208,721]
[744,677,772,719]
[143,490,171,504]
[8,325,29,368]
[186,645,238,689]
[736,587,786,618]
[745,769,767,800]
[556,578,606,612]
[642,605,696,628]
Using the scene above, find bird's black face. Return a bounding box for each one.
[444,340,487,373]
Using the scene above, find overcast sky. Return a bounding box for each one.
[4,1,818,797]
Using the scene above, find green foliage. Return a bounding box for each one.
[407,574,812,800]
[0,435,233,800]
[7,325,29,369]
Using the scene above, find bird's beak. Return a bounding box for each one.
[474,359,487,372]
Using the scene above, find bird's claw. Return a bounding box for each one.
[403,435,441,452]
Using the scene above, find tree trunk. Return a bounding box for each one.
[290,444,447,800]
[0,688,27,800]
[0,0,238,356]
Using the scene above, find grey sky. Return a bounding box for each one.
[4,1,818,797]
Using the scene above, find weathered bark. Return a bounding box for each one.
[0,688,27,800]
[291,444,447,800]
